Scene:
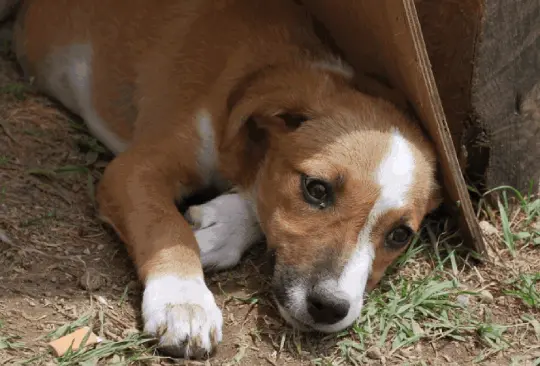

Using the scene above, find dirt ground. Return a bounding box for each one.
[0,40,539,365]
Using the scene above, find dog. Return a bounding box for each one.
[7,0,441,359]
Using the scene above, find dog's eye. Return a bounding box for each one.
[277,113,309,129]
[301,175,332,208]
[386,225,414,249]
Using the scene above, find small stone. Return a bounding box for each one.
[94,295,108,306]
[83,248,91,255]
[457,294,470,307]
[479,289,494,304]
[398,348,412,358]
[366,346,383,360]
[50,276,57,283]
[97,244,105,251]
[479,220,498,236]
[79,270,103,291]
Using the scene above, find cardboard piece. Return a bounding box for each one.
[302,0,486,255]
[48,326,100,357]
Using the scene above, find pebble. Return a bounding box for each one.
[479,289,494,304]
[398,348,412,358]
[79,269,103,291]
[479,220,498,236]
[457,294,470,307]
[366,346,383,360]
[94,295,108,306]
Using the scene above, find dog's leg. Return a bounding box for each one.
[185,193,264,271]
[96,148,222,359]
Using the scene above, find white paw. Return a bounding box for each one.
[185,193,263,270]
[142,276,223,358]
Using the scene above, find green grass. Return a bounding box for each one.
[481,185,540,255]
[0,320,25,352]
[22,129,45,137]
[504,273,540,309]
[0,334,25,351]
[19,209,58,227]
[26,164,97,204]
[0,82,29,101]
[27,164,91,179]
[54,332,157,366]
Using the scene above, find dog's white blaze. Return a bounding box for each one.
[42,44,127,154]
[336,130,416,326]
[142,275,223,357]
[195,109,217,185]
[376,130,416,211]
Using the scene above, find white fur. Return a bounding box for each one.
[142,275,223,358]
[186,193,263,270]
[375,130,416,211]
[281,130,416,332]
[195,109,218,185]
[334,130,415,329]
[40,44,127,154]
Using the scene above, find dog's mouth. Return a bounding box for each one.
[274,299,314,332]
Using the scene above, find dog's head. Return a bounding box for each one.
[224,64,440,333]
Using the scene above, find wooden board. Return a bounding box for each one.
[471,0,540,194]
[416,0,540,195]
[302,0,486,255]
[415,0,484,176]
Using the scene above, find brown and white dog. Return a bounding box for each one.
[6,0,440,358]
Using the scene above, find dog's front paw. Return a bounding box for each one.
[185,193,263,270]
[142,276,223,358]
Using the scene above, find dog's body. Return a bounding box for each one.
[9,0,440,358]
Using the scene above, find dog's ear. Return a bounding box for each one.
[222,91,311,149]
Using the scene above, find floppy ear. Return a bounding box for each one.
[221,91,310,149]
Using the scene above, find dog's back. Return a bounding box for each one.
[12,0,333,154]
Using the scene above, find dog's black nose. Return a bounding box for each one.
[307,288,350,324]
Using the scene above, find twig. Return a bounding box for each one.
[0,228,13,245]
[0,119,19,145]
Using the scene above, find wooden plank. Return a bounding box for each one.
[471,0,540,193]
[415,0,484,175]
[302,0,486,255]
